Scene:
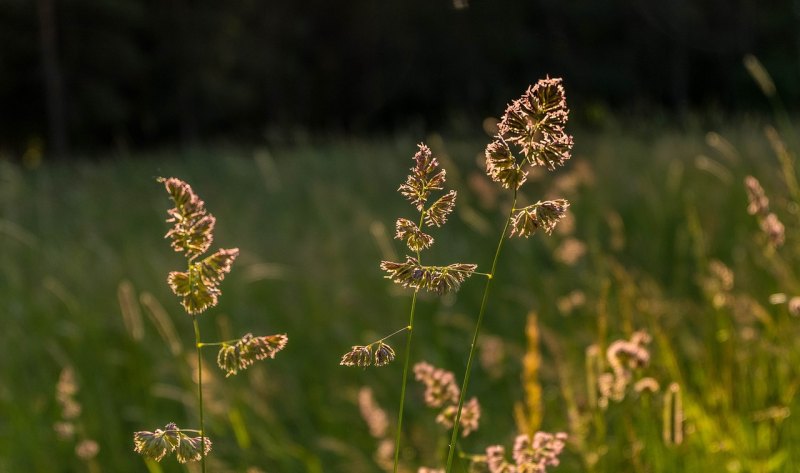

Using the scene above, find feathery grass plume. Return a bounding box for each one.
[160,177,217,260]
[168,248,240,315]
[136,178,286,470]
[486,137,527,189]
[414,362,460,408]
[133,423,182,462]
[486,445,515,473]
[761,213,785,248]
[596,330,652,407]
[425,190,457,227]
[744,176,770,217]
[374,342,396,366]
[175,434,213,463]
[512,432,568,471]
[340,338,398,368]
[216,333,288,377]
[497,78,573,171]
[743,176,785,248]
[436,397,481,437]
[395,218,434,251]
[509,200,570,238]
[380,257,477,295]
[447,78,573,470]
[414,362,481,437]
[134,423,211,463]
[399,143,447,210]
[340,345,373,367]
[484,432,568,473]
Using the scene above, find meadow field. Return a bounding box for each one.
[2,117,799,472]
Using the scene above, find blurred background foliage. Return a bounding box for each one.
[2,0,800,156]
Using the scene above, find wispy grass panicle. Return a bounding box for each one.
[167,248,240,315]
[414,361,481,437]
[380,257,478,295]
[216,333,288,377]
[399,143,447,211]
[744,175,785,248]
[395,218,434,251]
[340,345,374,367]
[344,143,479,471]
[510,199,570,238]
[134,423,211,464]
[446,77,573,471]
[486,137,527,190]
[135,177,286,470]
[497,78,573,171]
[160,177,217,260]
[425,190,457,227]
[483,432,568,473]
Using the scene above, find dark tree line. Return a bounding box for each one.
[1,0,799,158]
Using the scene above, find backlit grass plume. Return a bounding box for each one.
[341,144,477,472]
[133,423,211,464]
[134,178,287,470]
[483,432,568,473]
[216,333,289,377]
[160,177,239,314]
[445,78,573,471]
[414,362,481,437]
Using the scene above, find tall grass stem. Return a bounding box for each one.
[393,290,419,472]
[445,191,517,471]
[192,316,207,473]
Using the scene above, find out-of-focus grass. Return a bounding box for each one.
[1,118,799,472]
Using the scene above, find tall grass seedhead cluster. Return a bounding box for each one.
[341,77,573,472]
[133,178,287,469]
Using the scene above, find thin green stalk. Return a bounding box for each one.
[192,316,207,473]
[393,290,418,472]
[445,192,517,471]
[392,209,429,472]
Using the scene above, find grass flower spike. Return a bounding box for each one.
[342,144,477,472]
[497,78,573,171]
[135,178,287,471]
[160,177,240,315]
[446,78,573,470]
[483,432,567,473]
[167,248,239,315]
[414,362,481,437]
[399,144,447,211]
[509,199,570,238]
[134,423,211,464]
[161,177,216,260]
[216,333,289,377]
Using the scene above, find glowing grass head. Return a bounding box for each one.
[216,333,289,377]
[487,77,573,182]
[133,423,211,464]
[159,177,239,315]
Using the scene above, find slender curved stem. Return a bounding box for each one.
[445,191,517,471]
[392,209,429,472]
[393,290,418,472]
[192,316,207,473]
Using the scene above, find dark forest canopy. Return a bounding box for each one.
[1,0,799,156]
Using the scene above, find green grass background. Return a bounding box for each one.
[2,118,800,472]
